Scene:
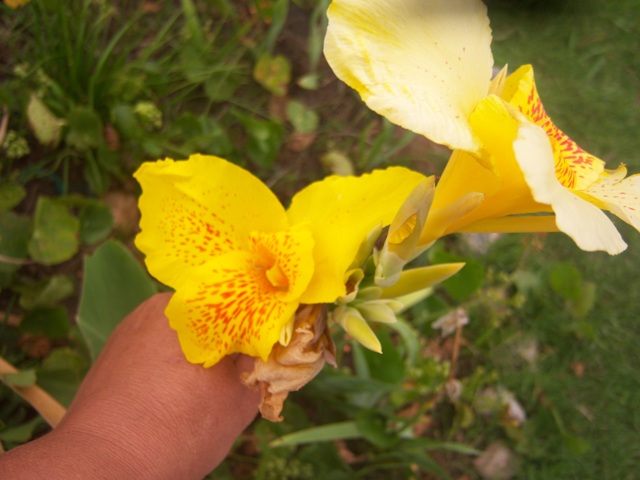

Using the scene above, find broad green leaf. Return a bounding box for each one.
[66,106,103,150]
[28,197,79,265]
[26,94,65,147]
[1,369,37,388]
[0,180,26,210]
[253,53,291,96]
[270,421,360,448]
[20,306,70,340]
[77,239,157,360]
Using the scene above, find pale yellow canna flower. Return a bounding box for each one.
[135,154,426,367]
[325,0,639,254]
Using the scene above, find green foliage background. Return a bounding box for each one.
[1,0,639,478]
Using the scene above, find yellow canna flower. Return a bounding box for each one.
[325,0,638,254]
[135,154,425,367]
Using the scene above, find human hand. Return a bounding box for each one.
[0,293,260,480]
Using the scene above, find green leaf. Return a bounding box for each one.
[405,437,482,455]
[28,197,80,265]
[0,211,31,279]
[297,73,320,90]
[360,329,405,385]
[0,417,44,443]
[20,306,71,340]
[548,262,582,302]
[356,409,397,448]
[77,239,157,360]
[18,274,75,310]
[270,421,360,448]
[2,369,37,388]
[387,318,421,367]
[111,104,144,140]
[78,200,113,245]
[235,113,283,169]
[253,53,291,96]
[37,348,89,407]
[26,94,66,147]
[286,100,319,134]
[204,72,240,103]
[65,106,103,150]
[0,180,26,211]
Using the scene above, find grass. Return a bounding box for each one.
[1,0,639,478]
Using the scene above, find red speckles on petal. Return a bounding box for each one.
[584,173,640,229]
[169,227,315,366]
[158,193,241,268]
[512,74,605,191]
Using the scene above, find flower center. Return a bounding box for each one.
[265,262,290,292]
[248,229,315,302]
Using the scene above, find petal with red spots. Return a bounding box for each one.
[166,228,315,367]
[583,168,640,232]
[135,155,288,288]
[502,65,605,191]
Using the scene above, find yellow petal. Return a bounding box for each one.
[135,154,288,288]
[357,300,402,324]
[324,0,493,152]
[166,228,315,367]
[513,117,627,254]
[333,306,382,353]
[287,167,427,303]
[379,263,465,299]
[420,190,485,245]
[502,65,605,190]
[468,96,547,216]
[423,96,548,243]
[387,178,435,252]
[455,215,558,234]
[582,167,640,232]
[376,178,435,286]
